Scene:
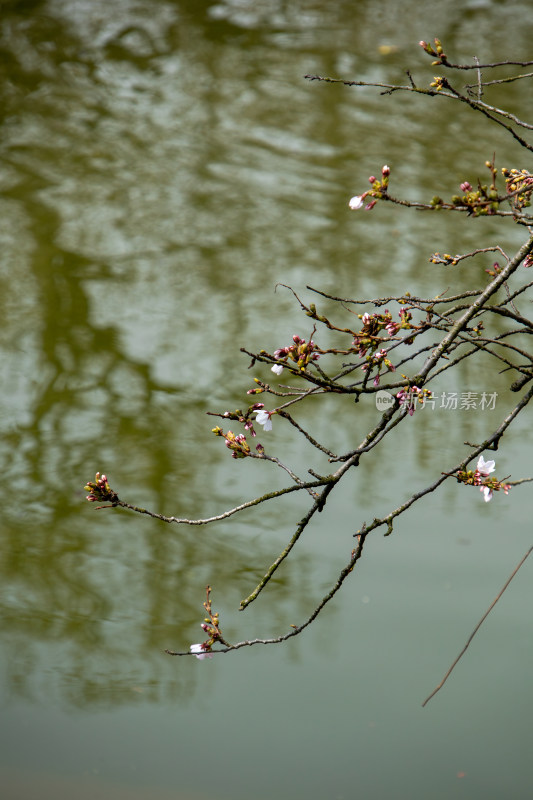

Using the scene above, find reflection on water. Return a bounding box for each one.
[1,1,532,798]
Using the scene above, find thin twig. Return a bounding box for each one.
[440,59,533,70]
[115,480,325,525]
[422,545,533,707]
[474,56,482,102]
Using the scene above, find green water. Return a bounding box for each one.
[1,1,532,798]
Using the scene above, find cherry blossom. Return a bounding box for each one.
[255,409,273,431]
[348,195,364,210]
[477,455,495,476]
[190,643,213,660]
[481,486,493,502]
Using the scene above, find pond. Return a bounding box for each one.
[0,1,532,798]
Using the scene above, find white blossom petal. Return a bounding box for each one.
[271,363,284,375]
[477,455,495,476]
[255,410,272,431]
[348,195,364,210]
[190,643,213,660]
[481,486,493,502]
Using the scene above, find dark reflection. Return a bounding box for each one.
[0,0,531,711]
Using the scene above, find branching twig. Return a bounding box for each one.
[87,39,533,702]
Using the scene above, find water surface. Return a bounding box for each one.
[1,1,532,798]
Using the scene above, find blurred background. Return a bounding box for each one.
[0,0,532,798]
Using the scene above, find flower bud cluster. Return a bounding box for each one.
[485,261,503,277]
[200,615,221,643]
[190,586,228,660]
[246,378,266,395]
[502,167,533,210]
[272,334,321,372]
[84,472,119,505]
[419,37,447,64]
[429,252,460,266]
[429,76,446,91]
[361,348,396,387]
[348,165,390,212]
[212,426,252,458]
[221,402,266,437]
[396,385,432,415]
[456,455,511,503]
[450,175,499,216]
[353,308,414,359]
